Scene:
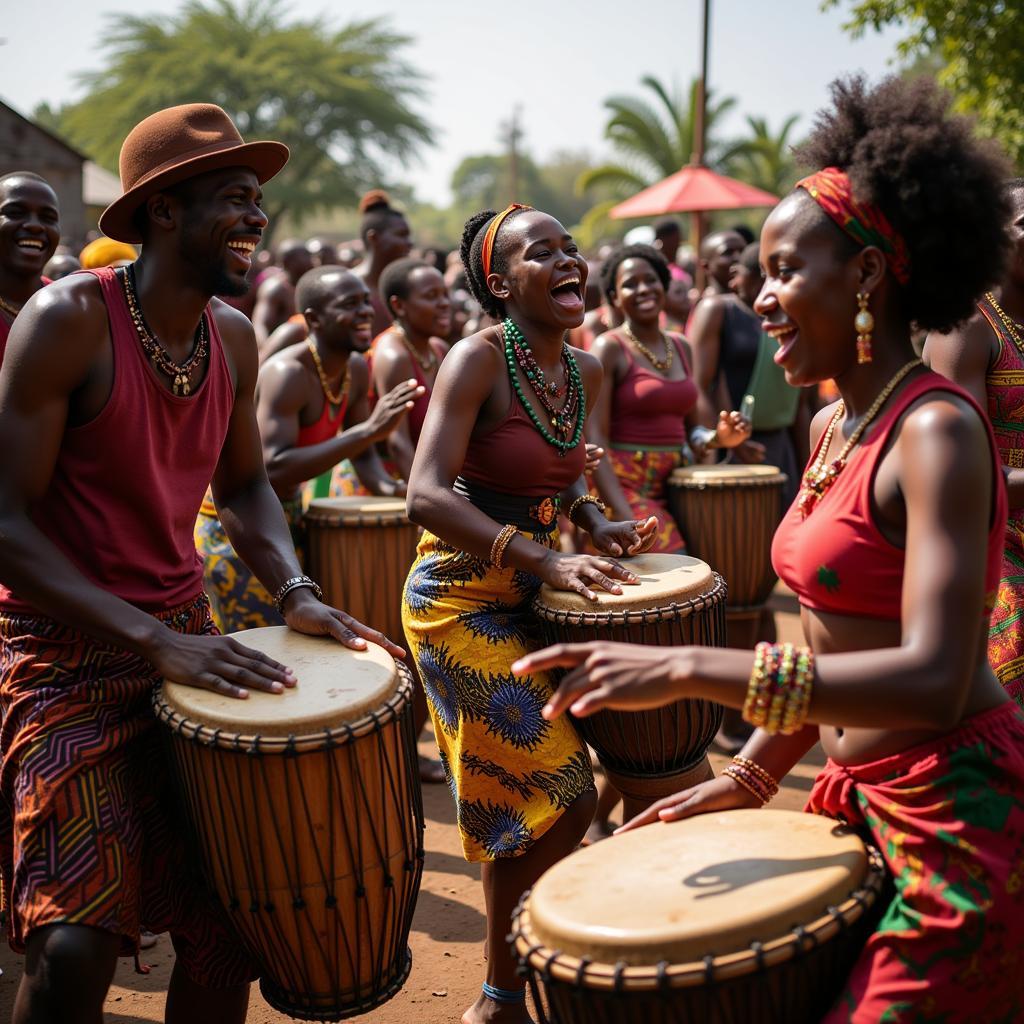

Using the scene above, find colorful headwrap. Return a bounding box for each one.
[79,237,138,270]
[481,204,532,278]
[795,167,911,286]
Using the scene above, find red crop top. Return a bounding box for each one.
[608,333,698,447]
[771,372,1007,620]
[461,389,586,496]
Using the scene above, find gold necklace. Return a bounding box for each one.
[392,321,437,372]
[623,322,672,372]
[797,359,922,519]
[985,292,1024,357]
[0,295,22,317]
[307,339,348,406]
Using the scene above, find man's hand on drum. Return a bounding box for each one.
[615,775,762,833]
[589,514,658,557]
[535,553,639,603]
[512,641,690,717]
[282,587,406,659]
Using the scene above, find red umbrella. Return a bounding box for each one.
[609,165,779,219]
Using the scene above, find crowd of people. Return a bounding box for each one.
[0,68,1021,1024]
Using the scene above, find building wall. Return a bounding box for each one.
[0,106,86,246]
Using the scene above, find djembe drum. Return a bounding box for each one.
[305,497,419,641]
[512,809,887,1024]
[533,553,726,818]
[668,465,787,648]
[154,627,424,1021]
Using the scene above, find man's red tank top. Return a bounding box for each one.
[608,333,698,447]
[461,389,587,496]
[0,267,235,614]
[296,392,347,447]
[771,372,1007,620]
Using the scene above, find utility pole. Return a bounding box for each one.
[693,0,711,292]
[500,106,523,203]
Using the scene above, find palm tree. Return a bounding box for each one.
[725,115,802,197]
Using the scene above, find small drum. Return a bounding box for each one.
[305,496,419,642]
[512,808,887,1024]
[668,465,786,609]
[533,553,726,812]
[154,627,424,1021]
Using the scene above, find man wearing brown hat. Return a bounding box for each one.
[0,103,403,1023]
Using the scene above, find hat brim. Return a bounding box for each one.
[98,140,290,244]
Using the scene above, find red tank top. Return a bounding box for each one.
[296,392,347,446]
[608,333,698,446]
[461,390,587,496]
[0,267,235,613]
[771,372,1007,620]
[367,330,447,445]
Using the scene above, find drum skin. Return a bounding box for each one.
[512,809,888,1024]
[305,497,419,643]
[668,466,786,609]
[154,627,424,1022]
[533,554,726,803]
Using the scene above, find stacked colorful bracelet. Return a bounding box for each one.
[490,524,519,569]
[722,755,780,805]
[742,641,815,735]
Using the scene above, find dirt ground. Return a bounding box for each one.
[0,587,818,1023]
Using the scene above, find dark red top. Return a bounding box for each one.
[296,392,347,447]
[771,372,1007,620]
[608,333,698,446]
[367,330,447,445]
[461,390,587,496]
[0,267,235,613]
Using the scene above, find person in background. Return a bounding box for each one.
[307,237,338,267]
[43,252,81,280]
[251,238,313,346]
[354,190,413,335]
[697,229,746,301]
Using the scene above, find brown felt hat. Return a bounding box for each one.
[99,103,289,244]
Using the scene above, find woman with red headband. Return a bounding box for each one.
[514,76,1024,1022]
[403,204,657,1023]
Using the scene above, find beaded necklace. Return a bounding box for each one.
[985,292,1024,359]
[501,318,584,456]
[797,359,921,518]
[119,266,207,396]
[0,295,22,318]
[307,339,348,407]
[392,321,437,373]
[622,321,672,372]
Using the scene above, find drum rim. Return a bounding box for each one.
[668,469,788,490]
[153,662,414,751]
[304,507,414,526]
[510,841,885,991]
[533,572,727,626]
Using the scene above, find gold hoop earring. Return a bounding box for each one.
[855,291,874,365]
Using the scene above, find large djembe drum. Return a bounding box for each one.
[668,465,787,648]
[512,809,887,1024]
[533,553,726,817]
[154,627,424,1021]
[305,497,419,641]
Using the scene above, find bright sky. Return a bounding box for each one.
[2,0,907,205]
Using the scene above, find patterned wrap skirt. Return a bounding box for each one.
[808,701,1024,1023]
[988,511,1024,707]
[606,445,686,553]
[194,495,304,634]
[402,529,594,862]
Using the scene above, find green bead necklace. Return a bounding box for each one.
[502,318,585,456]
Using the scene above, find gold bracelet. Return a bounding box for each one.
[732,756,779,799]
[722,765,769,806]
[567,494,606,525]
[490,524,519,569]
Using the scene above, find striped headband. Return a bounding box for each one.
[481,204,532,278]
[795,167,911,286]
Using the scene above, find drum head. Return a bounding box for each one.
[159,626,399,737]
[537,552,714,614]
[670,464,784,487]
[304,496,409,525]
[527,809,867,965]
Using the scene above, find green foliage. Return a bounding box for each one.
[724,115,803,196]
[826,1,1023,167]
[36,0,432,238]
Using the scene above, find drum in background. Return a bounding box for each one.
[512,809,887,1024]
[305,496,418,642]
[154,627,424,1021]
[668,464,786,610]
[533,553,726,816]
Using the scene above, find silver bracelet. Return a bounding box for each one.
[688,425,719,451]
[273,574,323,612]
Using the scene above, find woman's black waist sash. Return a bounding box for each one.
[453,477,559,534]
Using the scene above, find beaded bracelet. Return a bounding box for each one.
[733,756,779,800]
[743,642,775,728]
[567,494,606,525]
[766,643,795,734]
[742,641,816,735]
[273,574,323,612]
[490,524,519,569]
[782,647,815,734]
[722,764,772,805]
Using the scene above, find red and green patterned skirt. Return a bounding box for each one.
[606,445,686,553]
